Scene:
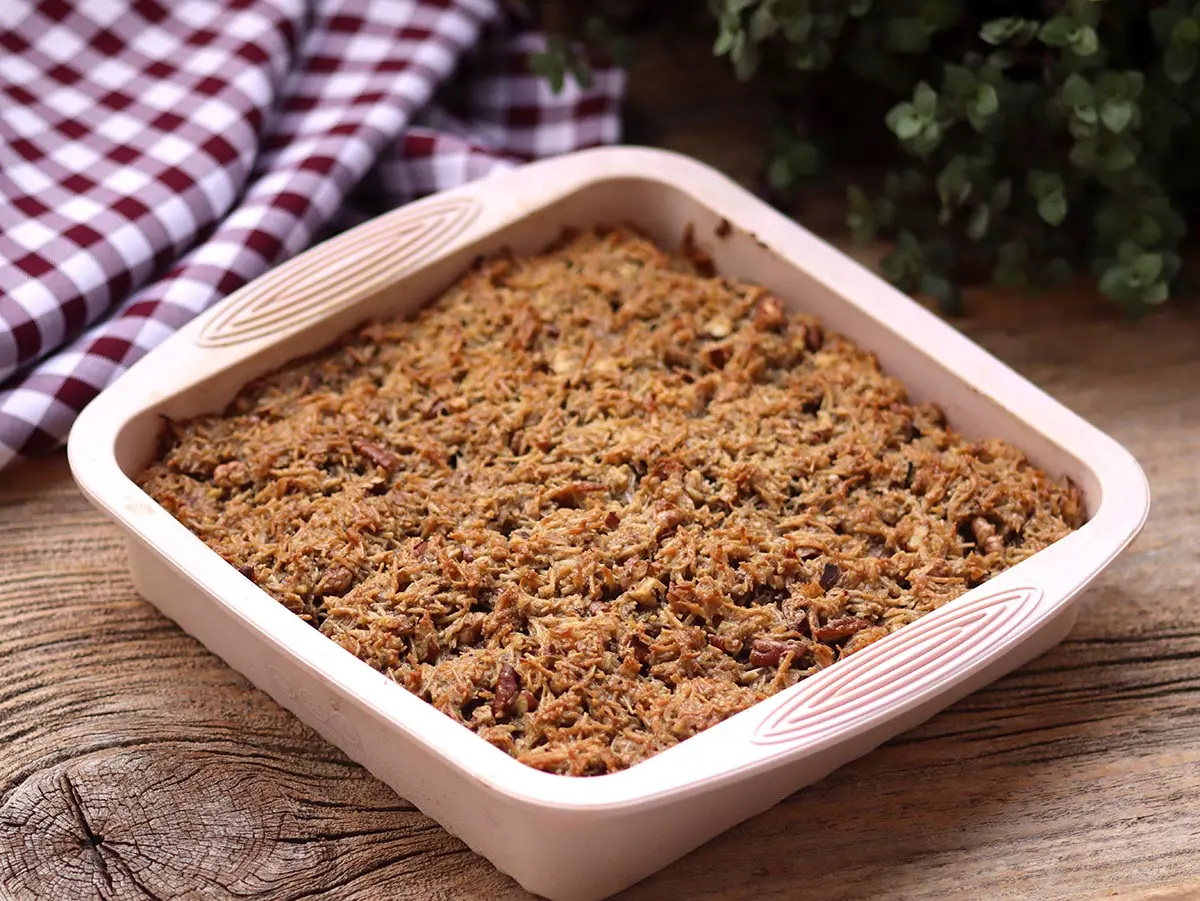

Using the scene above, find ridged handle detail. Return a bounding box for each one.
[752,586,1043,746]
[197,197,481,348]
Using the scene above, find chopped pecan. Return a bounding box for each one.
[545,481,605,508]
[754,295,786,331]
[701,344,730,370]
[818,562,840,592]
[749,638,802,669]
[456,613,485,647]
[708,633,743,655]
[813,615,872,643]
[493,663,520,716]
[804,322,824,352]
[315,565,353,598]
[353,439,400,472]
[213,460,250,489]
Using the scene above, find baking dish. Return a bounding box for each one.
[68,146,1149,901]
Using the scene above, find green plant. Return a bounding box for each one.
[542,0,1200,316]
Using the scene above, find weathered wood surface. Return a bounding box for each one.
[4,29,1200,901]
[3,271,1200,901]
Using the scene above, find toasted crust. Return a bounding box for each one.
[139,228,1084,776]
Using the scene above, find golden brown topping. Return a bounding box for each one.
[138,228,1084,777]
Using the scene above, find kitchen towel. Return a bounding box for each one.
[0,0,624,470]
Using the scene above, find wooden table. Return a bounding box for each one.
[4,36,1200,901]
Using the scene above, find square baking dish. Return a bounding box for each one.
[68,146,1150,901]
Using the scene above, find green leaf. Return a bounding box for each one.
[565,51,594,90]
[1104,141,1137,171]
[731,32,761,80]
[1143,281,1170,305]
[988,49,1015,69]
[1173,18,1200,45]
[1132,215,1165,247]
[975,83,999,116]
[849,0,872,17]
[1039,17,1076,48]
[1038,192,1069,226]
[1117,240,1142,265]
[529,50,566,94]
[966,204,990,240]
[876,197,896,228]
[1062,73,1093,108]
[920,271,961,314]
[787,140,819,176]
[994,240,1031,287]
[1070,139,1102,170]
[713,25,738,57]
[749,5,780,41]
[881,231,924,289]
[1164,44,1198,83]
[886,103,922,139]
[1041,257,1075,288]
[767,155,794,192]
[846,185,877,244]
[1095,69,1131,100]
[936,155,972,208]
[980,17,1038,46]
[913,82,938,117]
[1129,252,1164,285]
[887,17,931,53]
[943,64,975,97]
[1028,170,1065,199]
[910,120,943,156]
[1100,100,1134,133]
[782,13,815,42]
[1070,25,1099,57]
[1150,7,1181,45]
[918,0,960,31]
[967,83,1000,130]
[1098,263,1130,299]
[786,39,832,70]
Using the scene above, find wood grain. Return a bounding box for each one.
[4,34,1200,901]
[3,286,1199,901]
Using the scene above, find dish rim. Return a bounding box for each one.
[68,145,1151,813]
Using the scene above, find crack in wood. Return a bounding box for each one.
[61,771,112,899]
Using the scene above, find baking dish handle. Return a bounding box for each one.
[190,193,488,350]
[738,537,1089,753]
[182,153,629,356]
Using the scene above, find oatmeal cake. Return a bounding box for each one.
[139,227,1085,776]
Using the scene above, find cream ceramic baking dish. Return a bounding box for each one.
[68,146,1150,901]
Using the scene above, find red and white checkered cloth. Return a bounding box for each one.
[0,0,624,470]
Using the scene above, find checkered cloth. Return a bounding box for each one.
[0,0,624,471]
